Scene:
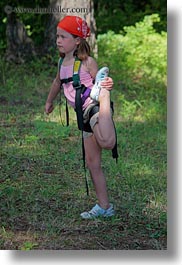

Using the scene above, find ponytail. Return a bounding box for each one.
[74,38,91,61]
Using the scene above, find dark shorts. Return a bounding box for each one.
[82,102,114,138]
[83,102,99,138]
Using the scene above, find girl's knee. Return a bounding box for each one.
[98,136,116,150]
[85,154,100,171]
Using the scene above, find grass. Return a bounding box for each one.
[0,58,167,250]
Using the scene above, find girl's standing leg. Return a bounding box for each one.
[81,88,117,216]
[84,135,110,209]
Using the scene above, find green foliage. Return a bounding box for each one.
[0,62,167,250]
[21,241,38,250]
[98,14,167,104]
[0,0,166,54]
[0,0,49,52]
[0,13,166,249]
[94,0,167,34]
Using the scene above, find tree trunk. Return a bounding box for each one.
[4,0,97,62]
[5,12,36,63]
[44,0,97,57]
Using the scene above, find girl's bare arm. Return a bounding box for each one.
[45,72,61,114]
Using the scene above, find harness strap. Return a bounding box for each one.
[112,123,119,162]
[75,85,84,130]
[61,77,73,85]
[82,87,91,104]
[81,131,89,195]
[65,99,69,126]
[59,57,90,195]
[59,57,83,130]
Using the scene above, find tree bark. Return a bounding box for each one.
[5,12,36,63]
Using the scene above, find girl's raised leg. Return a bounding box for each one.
[92,89,116,149]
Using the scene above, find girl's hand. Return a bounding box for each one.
[45,102,54,115]
[100,77,114,91]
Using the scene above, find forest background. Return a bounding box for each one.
[0,0,167,250]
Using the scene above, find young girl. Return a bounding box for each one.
[45,16,116,219]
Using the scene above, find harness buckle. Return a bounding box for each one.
[73,83,82,90]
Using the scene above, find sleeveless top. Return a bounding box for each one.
[60,64,94,110]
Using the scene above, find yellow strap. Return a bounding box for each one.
[73,59,81,74]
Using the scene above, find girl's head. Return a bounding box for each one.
[57,16,91,60]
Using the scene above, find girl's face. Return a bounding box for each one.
[56,28,80,55]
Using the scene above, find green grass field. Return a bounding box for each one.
[0,59,167,250]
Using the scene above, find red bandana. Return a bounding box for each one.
[57,16,90,39]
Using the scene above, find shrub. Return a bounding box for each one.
[97,14,167,100]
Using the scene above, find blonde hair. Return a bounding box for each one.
[59,36,91,61]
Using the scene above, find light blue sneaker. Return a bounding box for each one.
[80,203,115,219]
[90,67,109,102]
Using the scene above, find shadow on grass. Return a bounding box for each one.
[0,102,167,250]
